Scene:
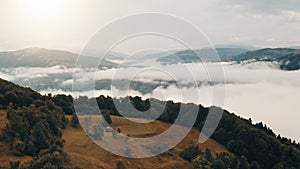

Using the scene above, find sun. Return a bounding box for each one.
[19,0,68,23]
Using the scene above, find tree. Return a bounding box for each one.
[90,124,103,140]
[28,145,79,169]
[4,91,17,105]
[4,100,66,156]
[52,94,75,115]
[124,147,131,157]
[10,161,20,169]
[71,114,79,128]
[231,156,239,169]
[12,139,25,156]
[212,159,226,169]
[116,161,126,169]
[204,149,213,162]
[239,155,250,169]
[250,161,261,169]
[102,111,112,127]
[179,143,202,161]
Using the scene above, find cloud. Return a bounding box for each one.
[141,82,300,142]
[281,10,300,21]
[223,0,300,14]
[0,65,75,80]
[1,61,300,142]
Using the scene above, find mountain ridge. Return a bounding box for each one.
[0,47,118,69]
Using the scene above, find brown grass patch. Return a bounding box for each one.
[63,115,227,169]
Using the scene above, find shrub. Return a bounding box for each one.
[179,143,202,161]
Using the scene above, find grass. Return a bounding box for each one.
[0,111,227,169]
[63,115,227,169]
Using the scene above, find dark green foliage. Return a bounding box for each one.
[129,96,151,111]
[11,139,25,156]
[204,149,213,162]
[192,151,248,169]
[250,161,261,169]
[0,82,38,108]
[0,78,78,168]
[52,94,75,115]
[10,161,20,169]
[116,161,126,169]
[28,145,80,169]
[4,101,66,156]
[71,114,79,128]
[191,160,210,169]
[238,156,250,169]
[212,159,226,169]
[102,110,112,126]
[179,143,202,161]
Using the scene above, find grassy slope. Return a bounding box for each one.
[0,111,227,169]
[63,115,227,169]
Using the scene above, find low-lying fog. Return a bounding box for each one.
[1,61,299,142]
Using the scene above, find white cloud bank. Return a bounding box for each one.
[1,61,300,141]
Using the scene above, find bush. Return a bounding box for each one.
[179,143,202,161]
[71,114,79,128]
[116,161,126,169]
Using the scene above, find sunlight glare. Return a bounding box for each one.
[20,0,68,23]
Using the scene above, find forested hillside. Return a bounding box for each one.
[0,78,299,168]
[0,78,79,168]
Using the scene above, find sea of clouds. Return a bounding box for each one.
[0,61,299,142]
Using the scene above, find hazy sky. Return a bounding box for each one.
[1,0,300,52]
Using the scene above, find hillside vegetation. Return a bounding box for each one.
[0,78,299,168]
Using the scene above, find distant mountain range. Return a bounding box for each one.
[157,48,300,71]
[0,47,299,71]
[232,48,300,62]
[0,48,118,69]
[156,48,249,63]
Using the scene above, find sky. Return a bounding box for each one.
[1,0,300,53]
